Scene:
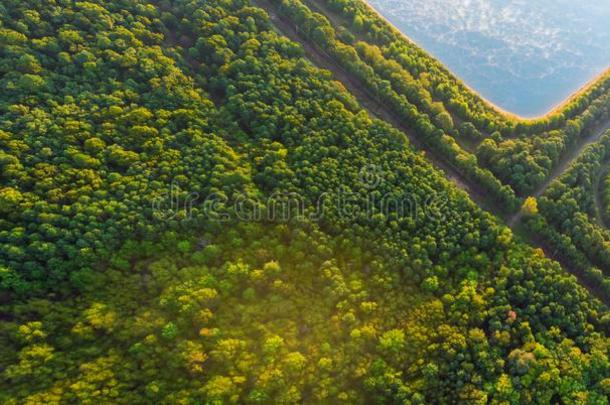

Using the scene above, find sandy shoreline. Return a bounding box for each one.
[361,0,610,122]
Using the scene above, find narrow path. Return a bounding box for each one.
[252,0,610,306]
[535,120,610,200]
[507,120,610,227]
[301,0,483,152]
[251,0,505,219]
[594,164,610,229]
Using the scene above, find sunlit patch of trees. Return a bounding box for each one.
[0,0,609,403]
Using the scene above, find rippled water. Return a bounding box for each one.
[364,0,610,117]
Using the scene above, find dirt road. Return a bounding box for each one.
[251,0,610,305]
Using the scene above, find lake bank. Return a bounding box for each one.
[363,0,610,120]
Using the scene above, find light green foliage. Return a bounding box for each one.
[322,0,610,197]
[526,132,610,296]
[604,170,610,221]
[0,224,436,403]
[0,0,253,293]
[0,0,609,404]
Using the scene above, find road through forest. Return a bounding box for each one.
[251,0,610,305]
[251,0,504,218]
[507,119,610,227]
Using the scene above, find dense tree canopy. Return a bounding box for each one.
[0,0,609,403]
[598,167,610,224]
[293,0,610,197]
[525,132,610,297]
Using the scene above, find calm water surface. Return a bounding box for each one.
[364,0,610,117]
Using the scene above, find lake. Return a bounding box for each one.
[364,0,610,117]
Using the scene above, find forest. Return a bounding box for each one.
[1,0,609,403]
[525,131,610,298]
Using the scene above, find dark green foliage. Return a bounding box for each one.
[0,0,609,403]
[0,0,253,294]
[479,100,610,195]
[272,0,520,212]
[314,0,610,197]
[526,132,610,296]
[598,171,610,224]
